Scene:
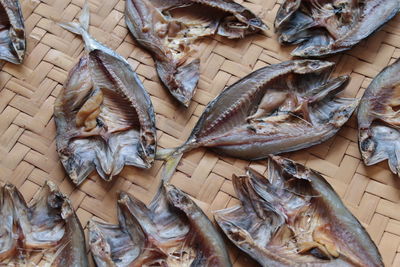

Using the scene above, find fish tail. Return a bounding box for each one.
[58,0,90,35]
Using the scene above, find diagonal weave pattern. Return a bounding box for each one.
[0,0,400,266]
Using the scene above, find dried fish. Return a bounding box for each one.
[215,155,383,267]
[0,0,25,64]
[275,0,400,57]
[358,58,400,175]
[157,60,357,180]
[55,2,157,185]
[89,182,232,266]
[125,0,267,106]
[0,181,88,266]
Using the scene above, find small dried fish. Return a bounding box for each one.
[358,58,400,175]
[275,0,400,57]
[0,0,25,64]
[55,2,157,185]
[215,155,383,267]
[157,60,357,180]
[89,182,232,266]
[0,181,88,266]
[125,0,267,106]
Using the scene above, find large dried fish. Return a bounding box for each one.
[158,60,357,180]
[125,0,267,106]
[89,182,232,266]
[215,155,383,267]
[0,0,25,64]
[0,181,88,266]
[275,0,400,57]
[358,58,400,175]
[55,3,157,185]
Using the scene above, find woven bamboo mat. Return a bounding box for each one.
[1,0,400,266]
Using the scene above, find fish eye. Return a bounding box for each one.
[310,61,319,70]
[309,247,331,260]
[249,18,262,27]
[360,137,375,153]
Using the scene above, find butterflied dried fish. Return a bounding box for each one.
[0,0,25,64]
[0,181,88,266]
[157,60,357,180]
[89,182,232,266]
[358,58,400,175]
[55,2,157,185]
[215,156,383,267]
[275,0,400,57]
[125,0,267,106]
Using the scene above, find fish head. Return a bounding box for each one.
[358,123,400,174]
[359,127,376,164]
[164,183,195,214]
[88,220,115,264]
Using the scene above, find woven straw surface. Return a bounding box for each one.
[1,0,400,266]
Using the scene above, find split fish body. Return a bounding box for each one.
[0,181,88,266]
[157,60,358,181]
[125,0,267,106]
[55,3,157,185]
[214,155,383,267]
[89,183,232,266]
[275,0,400,57]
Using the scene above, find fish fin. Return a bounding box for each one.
[156,59,200,107]
[118,192,154,238]
[174,59,200,107]
[155,147,178,160]
[310,97,358,127]
[161,153,183,182]
[79,0,90,32]
[389,147,400,175]
[291,75,350,122]
[58,21,83,35]
[156,147,186,182]
[58,1,90,35]
[307,75,350,103]
[277,12,316,44]
[291,31,337,57]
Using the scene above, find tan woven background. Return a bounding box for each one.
[1,0,400,266]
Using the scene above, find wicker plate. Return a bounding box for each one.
[1,0,400,266]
